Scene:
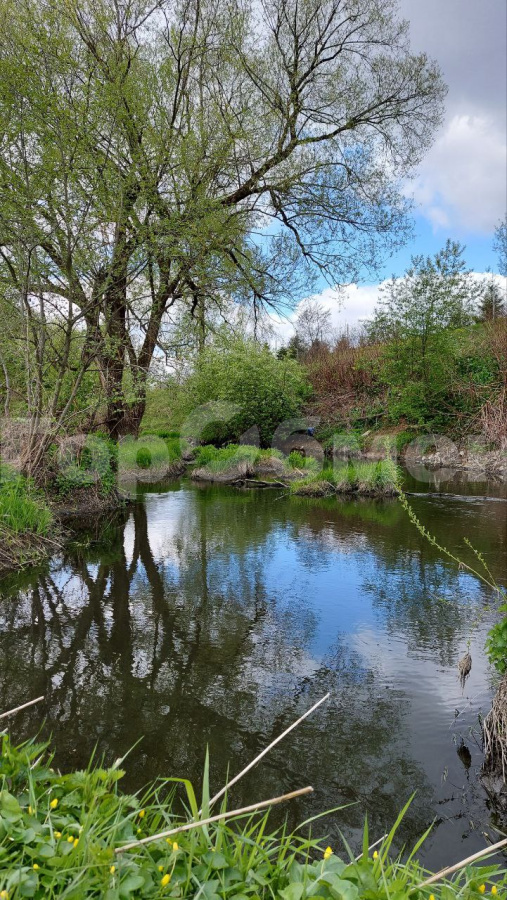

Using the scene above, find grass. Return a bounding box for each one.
[0,468,53,536]
[0,734,505,899]
[191,445,400,497]
[0,467,55,574]
[118,435,182,474]
[193,443,260,473]
[290,459,400,497]
[336,459,400,494]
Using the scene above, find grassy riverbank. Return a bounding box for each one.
[0,469,56,575]
[0,732,505,899]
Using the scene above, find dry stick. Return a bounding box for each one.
[0,696,45,722]
[205,692,330,813]
[115,786,314,854]
[416,836,507,889]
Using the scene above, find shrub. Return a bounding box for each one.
[179,338,310,446]
[55,436,117,497]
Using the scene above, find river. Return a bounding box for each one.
[0,474,506,869]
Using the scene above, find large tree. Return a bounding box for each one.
[0,0,446,442]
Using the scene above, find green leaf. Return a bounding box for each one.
[320,874,359,900]
[0,790,22,822]
[203,851,228,869]
[279,883,305,900]
[119,874,146,897]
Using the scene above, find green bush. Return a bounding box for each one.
[486,613,507,673]
[55,437,117,497]
[179,338,310,446]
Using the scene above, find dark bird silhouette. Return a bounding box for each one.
[457,740,472,771]
[458,650,472,687]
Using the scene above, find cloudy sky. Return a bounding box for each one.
[272,0,507,341]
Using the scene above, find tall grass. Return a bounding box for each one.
[0,467,52,536]
[119,435,182,473]
[193,444,260,473]
[290,459,400,496]
[334,458,400,494]
[0,734,505,899]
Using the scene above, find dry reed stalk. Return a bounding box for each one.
[0,695,45,721]
[483,672,507,779]
[116,786,314,854]
[204,692,330,813]
[416,836,507,889]
[354,834,388,861]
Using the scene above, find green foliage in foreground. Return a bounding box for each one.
[0,735,505,900]
[0,468,52,536]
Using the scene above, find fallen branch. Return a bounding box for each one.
[205,692,330,812]
[416,835,507,888]
[115,786,314,854]
[0,695,45,722]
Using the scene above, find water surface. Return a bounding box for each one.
[1,478,506,869]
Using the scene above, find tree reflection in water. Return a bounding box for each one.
[0,482,504,866]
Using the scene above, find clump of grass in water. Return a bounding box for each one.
[0,734,505,898]
[291,459,400,496]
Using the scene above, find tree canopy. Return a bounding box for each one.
[0,0,446,440]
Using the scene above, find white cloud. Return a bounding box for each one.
[270,283,383,346]
[408,114,507,233]
[270,272,507,345]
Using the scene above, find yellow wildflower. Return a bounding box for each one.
[33,864,39,870]
[67,836,74,843]
[492,888,498,896]
[373,851,378,860]
[0,890,9,899]
[138,809,145,819]
[50,798,58,809]
[28,806,33,815]
[161,874,171,887]
[479,886,486,895]
[158,866,164,872]
[429,895,435,900]
[73,838,79,848]
[110,866,116,875]
[54,832,62,839]
[172,842,179,852]
[323,846,333,860]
